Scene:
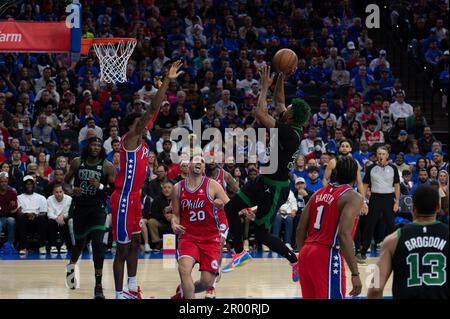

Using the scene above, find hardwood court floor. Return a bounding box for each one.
[0,254,392,299]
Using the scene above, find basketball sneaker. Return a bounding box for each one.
[66,263,77,289]
[60,244,68,254]
[94,285,105,299]
[39,246,47,255]
[170,284,184,299]
[356,253,367,265]
[123,286,143,299]
[205,287,216,299]
[221,249,252,273]
[50,246,58,254]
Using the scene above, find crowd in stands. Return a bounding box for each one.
[389,0,449,115]
[0,0,448,256]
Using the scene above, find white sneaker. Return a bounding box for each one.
[50,246,58,254]
[39,246,47,255]
[144,243,152,253]
[285,243,293,251]
[262,244,270,252]
[60,244,68,253]
[87,242,92,254]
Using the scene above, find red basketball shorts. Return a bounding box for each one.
[298,243,346,299]
[177,235,221,274]
[110,190,142,244]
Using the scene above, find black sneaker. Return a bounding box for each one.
[94,285,105,299]
[356,253,367,265]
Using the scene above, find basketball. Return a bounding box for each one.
[272,49,298,75]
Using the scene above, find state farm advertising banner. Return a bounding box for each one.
[0,20,71,52]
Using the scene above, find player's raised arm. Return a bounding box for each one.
[296,199,312,251]
[255,65,276,128]
[130,61,184,137]
[322,158,336,186]
[273,72,287,117]
[338,190,364,297]
[367,232,397,299]
[170,182,185,235]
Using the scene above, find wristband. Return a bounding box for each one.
[99,183,104,190]
[351,272,360,277]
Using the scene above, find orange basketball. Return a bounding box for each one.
[272,48,298,74]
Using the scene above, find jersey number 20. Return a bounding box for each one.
[190,210,206,222]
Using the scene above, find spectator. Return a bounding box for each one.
[305,166,323,193]
[390,92,413,121]
[47,185,71,254]
[142,181,174,252]
[438,170,449,224]
[55,139,78,162]
[369,49,390,71]
[176,105,192,132]
[142,164,171,205]
[300,127,319,156]
[153,101,177,130]
[290,154,308,183]
[17,175,48,255]
[357,102,381,130]
[25,163,48,195]
[432,151,449,172]
[0,172,18,253]
[406,105,428,134]
[391,130,410,155]
[352,140,371,168]
[331,59,350,86]
[103,126,121,154]
[404,142,422,166]
[78,118,103,144]
[271,190,297,250]
[106,140,120,163]
[425,41,443,68]
[351,65,374,95]
[411,169,431,193]
[400,169,413,195]
[79,90,102,116]
[312,99,336,127]
[426,141,446,161]
[32,113,58,150]
[215,90,238,117]
[418,126,437,155]
[411,157,429,184]
[428,165,439,183]
[360,119,385,148]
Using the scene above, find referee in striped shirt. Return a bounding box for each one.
[358,146,400,263]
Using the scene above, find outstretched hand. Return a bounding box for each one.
[259,65,274,90]
[167,60,184,80]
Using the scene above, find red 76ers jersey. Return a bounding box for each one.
[114,134,150,193]
[179,176,221,241]
[305,184,354,248]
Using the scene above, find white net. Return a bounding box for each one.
[93,39,137,83]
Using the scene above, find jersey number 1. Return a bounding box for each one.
[314,205,325,230]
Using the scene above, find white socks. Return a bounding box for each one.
[128,276,137,292]
[116,291,124,299]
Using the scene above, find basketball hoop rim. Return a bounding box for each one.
[80,37,136,55]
